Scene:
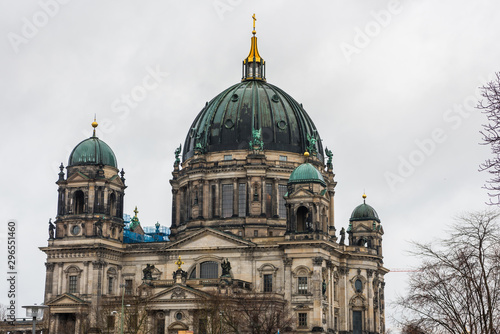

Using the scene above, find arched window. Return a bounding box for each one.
[355,279,363,293]
[200,261,218,279]
[74,190,85,214]
[297,206,309,232]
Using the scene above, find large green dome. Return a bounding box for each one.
[68,136,117,168]
[288,163,326,186]
[350,201,380,223]
[183,80,324,162]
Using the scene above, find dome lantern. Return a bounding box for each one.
[242,14,266,82]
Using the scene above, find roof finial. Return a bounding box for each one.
[133,206,139,218]
[175,255,184,270]
[362,193,367,204]
[91,114,98,137]
[242,14,265,82]
[252,13,257,35]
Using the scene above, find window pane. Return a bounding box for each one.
[108,277,113,294]
[238,183,246,217]
[69,276,77,293]
[279,185,287,218]
[299,313,307,327]
[211,185,216,217]
[298,277,308,294]
[125,279,133,295]
[264,274,272,292]
[222,184,233,218]
[200,261,218,279]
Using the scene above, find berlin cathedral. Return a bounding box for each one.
[39,17,388,334]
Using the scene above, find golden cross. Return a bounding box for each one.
[175,255,184,269]
[252,14,256,33]
[133,206,139,217]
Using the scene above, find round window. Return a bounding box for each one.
[71,225,81,235]
[175,312,183,320]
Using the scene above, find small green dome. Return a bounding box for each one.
[350,202,380,223]
[288,163,326,186]
[68,136,117,168]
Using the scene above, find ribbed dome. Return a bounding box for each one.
[288,163,326,186]
[350,203,380,223]
[68,136,117,168]
[183,80,323,162]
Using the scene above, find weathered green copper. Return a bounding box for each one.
[68,136,117,168]
[288,163,326,187]
[183,80,324,162]
[249,128,264,151]
[350,202,380,223]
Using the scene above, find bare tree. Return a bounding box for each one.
[395,210,500,334]
[197,289,295,334]
[478,72,500,204]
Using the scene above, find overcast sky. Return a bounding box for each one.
[1,0,499,331]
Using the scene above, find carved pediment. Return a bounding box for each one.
[46,293,89,306]
[165,228,255,250]
[149,285,208,302]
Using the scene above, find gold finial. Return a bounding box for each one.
[304,151,310,157]
[362,193,367,204]
[91,115,98,136]
[133,206,139,218]
[175,255,184,269]
[252,13,257,35]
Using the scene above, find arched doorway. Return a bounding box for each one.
[168,321,189,334]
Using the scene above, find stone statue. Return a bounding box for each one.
[48,219,55,239]
[221,259,232,276]
[339,227,345,245]
[325,147,333,167]
[143,264,155,280]
[174,144,182,166]
[95,220,103,237]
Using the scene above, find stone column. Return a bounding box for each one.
[283,258,293,303]
[57,263,64,295]
[273,178,279,217]
[215,180,220,217]
[203,180,210,218]
[44,263,55,301]
[312,257,323,329]
[338,266,349,333]
[367,269,374,332]
[261,177,266,216]
[233,178,238,217]
[329,191,335,228]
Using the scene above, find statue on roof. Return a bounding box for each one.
[48,218,55,239]
[307,131,318,156]
[221,259,232,277]
[143,264,155,280]
[174,144,182,167]
[339,227,345,245]
[325,147,333,168]
[249,128,264,151]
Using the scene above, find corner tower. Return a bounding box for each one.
[53,120,126,241]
